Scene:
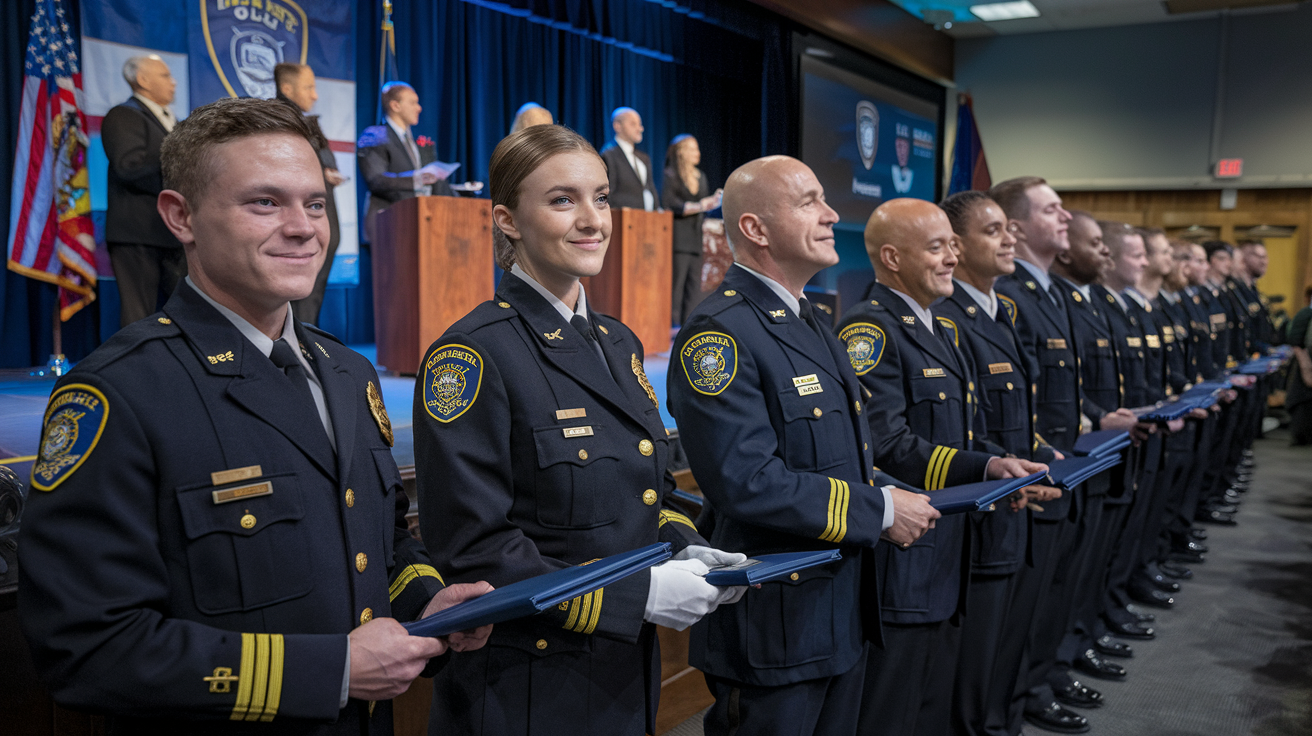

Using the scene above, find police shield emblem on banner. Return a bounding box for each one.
[856,101,879,171]
[202,0,308,98]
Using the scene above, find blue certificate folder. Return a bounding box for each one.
[403,543,672,638]
[1073,430,1131,457]
[1047,455,1123,490]
[704,550,843,586]
[927,471,1049,514]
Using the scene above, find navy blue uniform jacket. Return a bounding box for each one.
[835,282,988,623]
[669,265,894,687]
[19,282,440,734]
[412,272,704,735]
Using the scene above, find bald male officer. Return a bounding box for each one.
[19,97,491,734]
[668,156,939,736]
[836,198,1046,736]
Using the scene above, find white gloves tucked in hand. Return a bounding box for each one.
[644,550,748,631]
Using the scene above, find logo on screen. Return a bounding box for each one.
[856,101,879,171]
[201,0,308,99]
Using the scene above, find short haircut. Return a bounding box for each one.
[1201,240,1233,260]
[611,106,637,125]
[938,190,994,235]
[121,55,162,89]
[1098,220,1138,258]
[161,97,318,203]
[1238,238,1265,250]
[381,81,415,112]
[988,176,1047,220]
[488,125,602,270]
[1067,209,1096,225]
[274,63,308,91]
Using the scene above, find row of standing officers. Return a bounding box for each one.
[18,95,1276,736]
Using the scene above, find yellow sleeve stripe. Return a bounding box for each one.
[563,594,584,631]
[230,633,284,722]
[925,446,958,491]
[820,478,850,543]
[389,563,446,602]
[658,510,698,531]
[581,588,603,634]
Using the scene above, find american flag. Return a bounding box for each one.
[6,0,95,320]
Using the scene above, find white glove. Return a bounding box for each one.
[674,545,749,568]
[644,559,747,631]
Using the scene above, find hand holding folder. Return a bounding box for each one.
[927,471,1049,514]
[704,550,843,586]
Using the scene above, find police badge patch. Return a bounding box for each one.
[632,353,659,408]
[680,332,738,396]
[32,384,109,491]
[423,345,483,423]
[839,323,886,376]
[366,381,394,447]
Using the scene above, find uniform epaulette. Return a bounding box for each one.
[691,287,745,318]
[448,298,519,335]
[71,314,180,375]
[356,124,389,149]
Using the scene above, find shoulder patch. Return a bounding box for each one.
[679,331,738,396]
[32,384,110,491]
[422,344,484,423]
[302,323,343,345]
[936,316,960,347]
[838,322,886,376]
[998,294,1018,325]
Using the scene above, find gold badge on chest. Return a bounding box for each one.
[632,353,659,409]
[366,381,394,447]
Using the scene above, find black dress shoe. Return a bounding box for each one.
[1024,702,1091,733]
[1195,508,1236,526]
[1175,540,1209,555]
[1171,547,1207,564]
[1203,502,1238,514]
[1158,561,1193,579]
[1189,528,1208,541]
[1055,680,1105,708]
[1223,490,1243,504]
[1095,634,1133,658]
[1130,609,1156,623]
[1140,571,1181,593]
[1130,585,1175,609]
[1075,648,1127,680]
[1107,620,1155,639]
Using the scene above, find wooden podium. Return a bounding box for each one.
[373,196,493,375]
[584,208,673,354]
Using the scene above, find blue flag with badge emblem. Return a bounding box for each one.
[680,332,738,396]
[31,384,110,491]
[423,345,483,423]
[838,323,886,375]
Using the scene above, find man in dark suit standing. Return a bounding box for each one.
[275,63,343,325]
[102,55,184,327]
[599,107,659,211]
[357,82,452,245]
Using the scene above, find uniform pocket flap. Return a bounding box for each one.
[532,425,619,469]
[777,386,844,422]
[980,372,1019,392]
[177,472,304,540]
[493,625,593,658]
[908,377,950,403]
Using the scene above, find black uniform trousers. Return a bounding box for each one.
[1050,478,1111,682]
[858,621,959,736]
[108,242,187,327]
[952,571,1018,736]
[1103,435,1164,616]
[1148,425,1197,563]
[705,649,868,736]
[1008,513,1068,730]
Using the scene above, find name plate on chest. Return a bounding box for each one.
[1145,334,1161,349]
[988,362,1013,375]
[793,374,823,395]
[562,426,595,438]
[210,465,262,486]
[1096,338,1110,348]
[1046,338,1067,350]
[212,481,273,505]
[922,368,945,378]
[1126,336,1143,348]
[555,408,587,420]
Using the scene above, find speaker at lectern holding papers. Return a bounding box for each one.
[412,125,747,736]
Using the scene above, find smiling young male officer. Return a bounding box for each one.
[19,97,491,734]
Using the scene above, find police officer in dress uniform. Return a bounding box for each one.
[836,199,1048,736]
[413,125,745,736]
[18,98,493,735]
[987,177,1093,735]
[668,156,939,736]
[936,191,1069,734]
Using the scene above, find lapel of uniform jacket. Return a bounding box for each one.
[949,285,1020,365]
[297,322,357,485]
[867,281,964,381]
[726,267,847,385]
[1006,271,1071,339]
[164,283,338,480]
[500,273,651,429]
[593,312,664,433]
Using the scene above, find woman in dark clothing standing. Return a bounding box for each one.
[661,134,722,327]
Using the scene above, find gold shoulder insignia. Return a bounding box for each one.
[32,384,110,491]
[632,353,659,408]
[1025,281,1037,290]
[367,381,394,446]
[768,309,787,318]
[543,329,563,341]
[901,315,916,325]
[1072,291,1082,303]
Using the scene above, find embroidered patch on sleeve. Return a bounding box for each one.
[31,384,110,491]
[422,345,483,423]
[680,332,738,396]
[838,323,886,375]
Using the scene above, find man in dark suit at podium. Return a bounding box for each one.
[600,107,659,211]
[358,81,452,244]
[102,55,184,327]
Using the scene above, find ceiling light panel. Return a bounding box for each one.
[970,0,1041,21]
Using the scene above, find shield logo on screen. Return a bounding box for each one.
[201,0,308,99]
[231,29,284,98]
[856,101,879,171]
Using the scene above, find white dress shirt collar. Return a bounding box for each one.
[1014,258,1053,293]
[510,264,589,323]
[1124,287,1151,310]
[134,94,175,132]
[734,262,800,317]
[954,279,997,320]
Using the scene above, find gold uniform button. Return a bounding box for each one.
[578,449,588,460]
[1006,382,1014,391]
[240,513,256,529]
[812,407,823,418]
[157,317,172,324]
[1058,360,1066,367]
[939,392,947,400]
[724,290,737,296]
[536,639,549,650]
[864,442,869,451]
[643,489,658,505]
[968,430,974,439]
[789,573,800,581]
[360,608,373,625]
[968,382,975,391]
[854,401,862,413]
[638,439,654,456]
[356,553,368,573]
[498,302,511,308]
[345,488,355,508]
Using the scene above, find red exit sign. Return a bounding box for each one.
[1215,158,1244,178]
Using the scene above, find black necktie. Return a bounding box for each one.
[570,313,615,378]
[1047,282,1067,313]
[798,298,828,342]
[270,338,318,413]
